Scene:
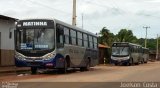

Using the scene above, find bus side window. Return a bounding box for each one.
[93,37,97,49]
[56,24,64,48]
[83,33,88,48]
[64,27,69,44]
[70,29,77,45]
[89,35,93,49]
[77,32,82,46]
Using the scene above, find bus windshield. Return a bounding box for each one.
[112,47,129,56]
[16,28,55,50]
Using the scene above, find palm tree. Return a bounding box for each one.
[99,27,115,46]
[116,29,137,43]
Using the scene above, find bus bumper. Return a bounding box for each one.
[15,58,56,68]
[15,53,65,69]
[111,59,130,64]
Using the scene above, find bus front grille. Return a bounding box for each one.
[27,62,43,66]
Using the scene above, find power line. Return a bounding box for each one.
[26,0,72,16]
[84,0,110,9]
[24,0,72,24]
[82,13,84,29]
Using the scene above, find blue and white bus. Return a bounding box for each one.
[15,19,98,74]
[111,42,142,66]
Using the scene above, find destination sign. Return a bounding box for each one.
[16,19,54,28]
[23,22,47,26]
[112,43,129,46]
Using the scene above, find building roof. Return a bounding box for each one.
[0,15,18,21]
[98,44,110,48]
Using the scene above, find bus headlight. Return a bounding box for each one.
[111,56,116,60]
[111,56,130,61]
[15,52,26,60]
[121,56,130,60]
[42,53,54,60]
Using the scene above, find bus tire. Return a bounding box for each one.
[141,58,145,64]
[86,62,90,71]
[63,59,67,73]
[80,67,85,71]
[84,58,90,71]
[129,58,133,66]
[135,62,139,65]
[144,61,147,63]
[65,56,70,67]
[31,67,37,74]
[114,63,118,66]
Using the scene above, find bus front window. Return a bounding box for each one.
[17,28,55,50]
[112,47,129,56]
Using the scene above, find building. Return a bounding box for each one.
[0,15,17,66]
[149,50,160,61]
[98,44,110,64]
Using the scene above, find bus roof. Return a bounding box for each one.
[112,42,142,47]
[54,19,97,37]
[17,18,98,37]
[142,47,149,50]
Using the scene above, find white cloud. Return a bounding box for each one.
[0,0,160,38]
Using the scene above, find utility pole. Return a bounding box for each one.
[82,13,83,29]
[156,34,159,60]
[143,26,150,48]
[72,0,76,26]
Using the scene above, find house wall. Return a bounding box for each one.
[99,48,110,64]
[99,48,105,64]
[0,19,15,66]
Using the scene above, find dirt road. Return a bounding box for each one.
[0,61,160,88]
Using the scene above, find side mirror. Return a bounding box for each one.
[58,29,64,35]
[57,25,64,35]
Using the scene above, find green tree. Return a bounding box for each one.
[147,38,157,50]
[98,27,115,63]
[137,38,158,50]
[98,27,115,46]
[116,29,137,43]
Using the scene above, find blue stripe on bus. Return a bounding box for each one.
[15,53,64,68]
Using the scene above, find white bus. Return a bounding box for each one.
[111,42,142,66]
[15,19,98,74]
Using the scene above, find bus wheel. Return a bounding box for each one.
[31,67,37,74]
[80,67,85,72]
[84,59,90,71]
[135,62,139,65]
[129,59,133,66]
[115,63,118,66]
[141,58,145,64]
[63,59,67,73]
[86,62,90,71]
[144,61,147,63]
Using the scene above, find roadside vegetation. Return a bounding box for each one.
[98,27,160,63]
[98,27,160,50]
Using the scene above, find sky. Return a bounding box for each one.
[0,0,160,38]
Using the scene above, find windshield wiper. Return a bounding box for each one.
[121,47,125,53]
